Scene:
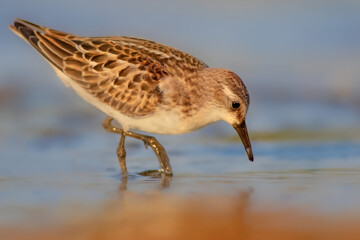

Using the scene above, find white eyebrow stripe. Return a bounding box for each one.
[223,86,238,100]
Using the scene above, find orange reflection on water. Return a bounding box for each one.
[2,187,360,240]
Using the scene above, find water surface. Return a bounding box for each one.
[1,0,360,239]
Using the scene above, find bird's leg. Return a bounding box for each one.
[125,131,173,176]
[102,117,173,177]
[117,133,127,175]
[102,117,127,175]
[102,117,124,135]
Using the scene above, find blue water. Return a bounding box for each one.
[1,0,360,231]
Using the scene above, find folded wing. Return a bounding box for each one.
[10,19,208,117]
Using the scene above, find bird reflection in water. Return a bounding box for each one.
[118,174,172,192]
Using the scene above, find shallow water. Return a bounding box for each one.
[1,111,360,239]
[1,0,360,238]
[1,74,360,239]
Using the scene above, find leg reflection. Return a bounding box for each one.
[118,174,173,192]
[119,175,128,192]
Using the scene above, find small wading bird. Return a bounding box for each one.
[10,19,253,176]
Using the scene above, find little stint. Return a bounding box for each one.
[10,19,253,176]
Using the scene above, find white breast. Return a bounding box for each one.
[53,67,222,135]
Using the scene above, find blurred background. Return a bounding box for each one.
[1,0,360,132]
[1,0,360,239]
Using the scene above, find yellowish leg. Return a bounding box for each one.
[117,133,127,175]
[102,117,173,176]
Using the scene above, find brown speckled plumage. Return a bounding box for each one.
[10,19,207,117]
[10,19,254,175]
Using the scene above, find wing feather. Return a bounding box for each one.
[10,19,208,117]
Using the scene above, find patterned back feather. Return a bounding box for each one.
[10,19,208,117]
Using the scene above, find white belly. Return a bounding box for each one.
[54,68,213,134]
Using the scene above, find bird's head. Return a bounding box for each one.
[201,68,253,161]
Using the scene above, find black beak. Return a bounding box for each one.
[232,121,254,161]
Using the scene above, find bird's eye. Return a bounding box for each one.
[232,102,240,109]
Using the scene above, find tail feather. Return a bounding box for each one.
[9,19,78,71]
[15,18,45,31]
[10,21,37,44]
